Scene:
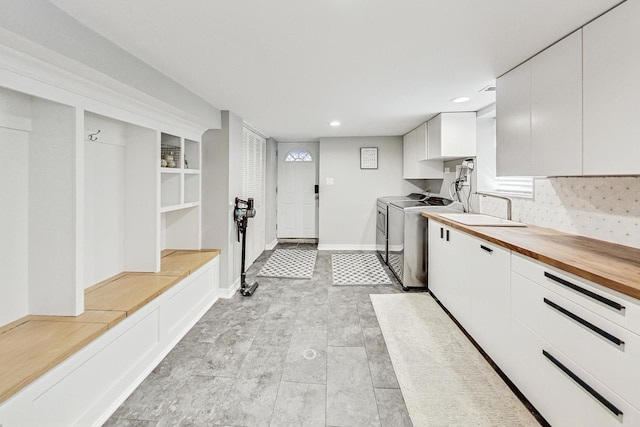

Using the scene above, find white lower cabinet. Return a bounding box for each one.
[511,254,640,419]
[428,221,511,371]
[511,316,640,426]
[428,221,640,425]
[428,221,474,330]
[469,237,511,373]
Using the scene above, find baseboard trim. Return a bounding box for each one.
[317,244,377,251]
[265,239,278,250]
[218,277,241,299]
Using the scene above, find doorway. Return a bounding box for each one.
[277,141,319,239]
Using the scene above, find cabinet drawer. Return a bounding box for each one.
[512,272,640,410]
[510,317,640,426]
[512,253,640,334]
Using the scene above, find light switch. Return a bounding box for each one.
[326,177,334,185]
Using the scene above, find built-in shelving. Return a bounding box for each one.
[0,81,203,328]
[159,133,202,214]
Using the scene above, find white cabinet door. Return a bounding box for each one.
[403,125,443,179]
[415,121,427,161]
[583,0,640,175]
[428,220,448,305]
[427,113,476,160]
[469,237,511,372]
[428,221,473,330]
[531,30,583,176]
[496,61,532,176]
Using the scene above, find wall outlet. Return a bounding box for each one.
[326,177,334,185]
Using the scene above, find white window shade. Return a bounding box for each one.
[476,115,533,197]
[494,176,534,196]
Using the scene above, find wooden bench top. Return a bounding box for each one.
[0,249,220,404]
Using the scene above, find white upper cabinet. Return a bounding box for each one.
[427,112,476,160]
[531,30,583,176]
[403,122,443,179]
[497,61,532,176]
[415,121,428,160]
[583,0,640,175]
[497,30,583,177]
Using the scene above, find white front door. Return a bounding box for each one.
[277,142,319,239]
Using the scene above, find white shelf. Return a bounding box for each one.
[160,202,200,214]
[183,169,200,175]
[160,167,181,174]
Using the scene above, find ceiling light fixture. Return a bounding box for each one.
[451,96,470,104]
[330,121,340,126]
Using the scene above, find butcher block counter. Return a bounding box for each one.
[422,212,640,300]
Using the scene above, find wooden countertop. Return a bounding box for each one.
[423,212,640,300]
[0,249,220,404]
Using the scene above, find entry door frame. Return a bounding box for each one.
[277,141,319,239]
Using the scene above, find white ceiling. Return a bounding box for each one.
[48,0,620,141]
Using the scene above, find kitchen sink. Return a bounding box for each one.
[438,213,526,227]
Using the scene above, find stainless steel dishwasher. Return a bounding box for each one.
[387,197,459,291]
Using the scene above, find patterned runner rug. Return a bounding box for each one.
[331,253,392,285]
[371,294,538,426]
[258,249,317,279]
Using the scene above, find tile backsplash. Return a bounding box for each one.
[479,176,640,249]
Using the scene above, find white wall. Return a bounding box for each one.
[201,111,243,293]
[264,137,278,249]
[0,127,29,325]
[84,140,125,286]
[318,136,405,250]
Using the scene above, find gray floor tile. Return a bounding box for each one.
[208,376,281,427]
[251,318,296,347]
[328,302,364,347]
[326,346,380,427]
[270,381,326,427]
[363,326,400,389]
[281,325,327,384]
[163,375,234,424]
[374,388,413,427]
[106,247,413,427]
[195,329,255,378]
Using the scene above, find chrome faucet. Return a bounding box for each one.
[475,192,512,220]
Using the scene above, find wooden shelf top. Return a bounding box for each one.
[0,249,219,405]
[85,273,180,314]
[0,320,108,403]
[423,212,640,300]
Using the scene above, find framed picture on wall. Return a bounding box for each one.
[360,147,378,169]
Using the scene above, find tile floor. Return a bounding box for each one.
[105,243,413,426]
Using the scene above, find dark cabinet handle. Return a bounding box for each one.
[446,230,450,242]
[543,298,624,347]
[440,227,444,239]
[544,272,625,312]
[480,245,493,254]
[543,350,623,417]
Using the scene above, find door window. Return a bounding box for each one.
[285,148,313,162]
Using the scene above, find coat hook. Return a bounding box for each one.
[88,130,101,141]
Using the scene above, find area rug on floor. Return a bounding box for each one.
[370,294,539,427]
[257,249,317,279]
[331,253,392,285]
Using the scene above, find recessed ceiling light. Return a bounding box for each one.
[330,121,341,126]
[451,96,470,104]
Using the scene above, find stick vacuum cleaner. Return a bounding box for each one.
[234,197,259,297]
